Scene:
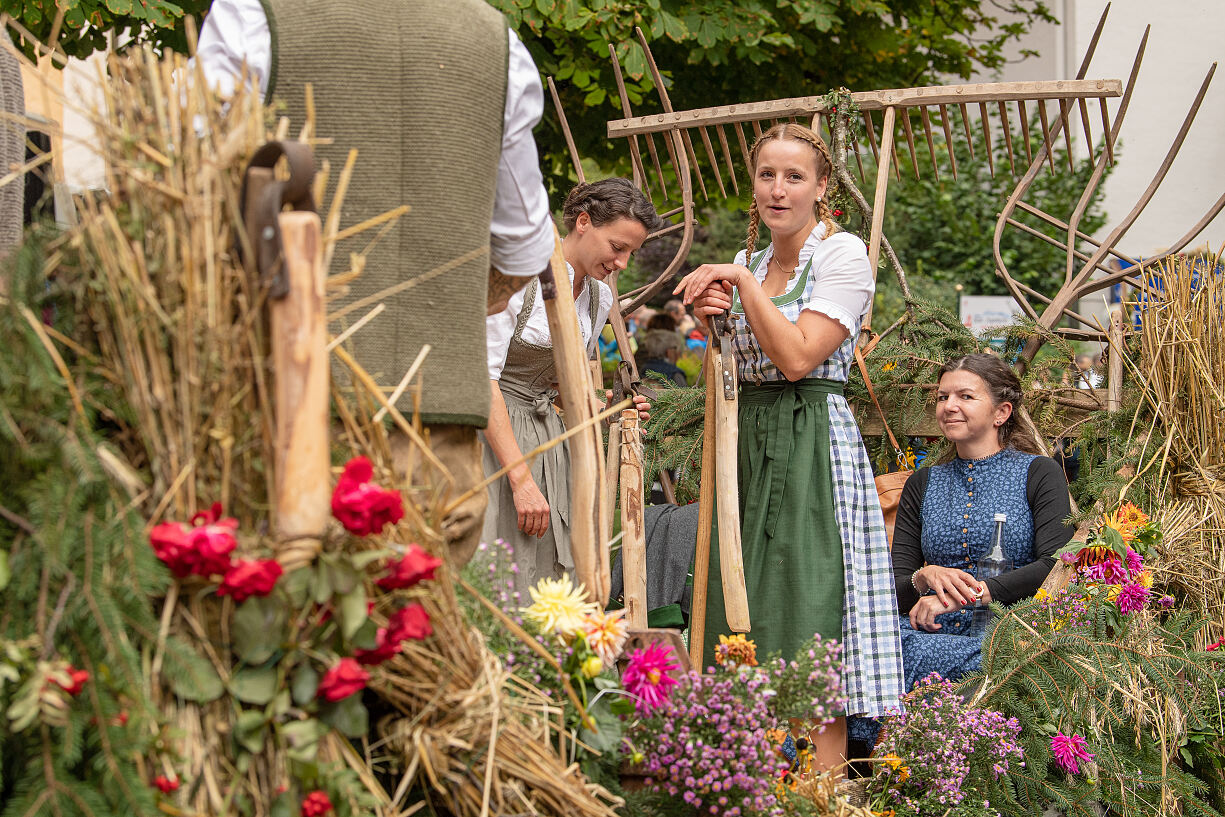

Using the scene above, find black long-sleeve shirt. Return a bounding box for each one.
[892,455,1074,615]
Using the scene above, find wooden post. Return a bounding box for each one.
[270,211,330,569]
[860,106,896,336]
[689,348,718,669]
[619,409,648,629]
[540,228,609,605]
[1107,307,1124,411]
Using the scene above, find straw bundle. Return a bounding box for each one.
[1137,252,1225,644]
[10,34,620,817]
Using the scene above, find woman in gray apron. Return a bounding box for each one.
[483,178,661,602]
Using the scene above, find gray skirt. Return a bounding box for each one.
[480,380,573,603]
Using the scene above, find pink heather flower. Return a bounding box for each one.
[1087,557,1128,585]
[1059,551,1078,565]
[1115,582,1150,614]
[1051,732,1095,774]
[622,643,680,714]
[1125,548,1144,576]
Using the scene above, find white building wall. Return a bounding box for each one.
[979,0,1225,258]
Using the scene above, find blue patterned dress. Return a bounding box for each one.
[897,448,1039,689]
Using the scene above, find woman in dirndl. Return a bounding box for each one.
[482,178,660,602]
[674,123,904,770]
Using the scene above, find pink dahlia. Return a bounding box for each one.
[1125,548,1144,576]
[1051,732,1095,774]
[1087,556,1128,585]
[622,643,679,714]
[1115,582,1150,614]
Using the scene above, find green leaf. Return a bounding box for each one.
[105,0,133,14]
[349,549,392,570]
[163,639,225,703]
[339,585,368,640]
[319,694,368,738]
[583,87,606,106]
[235,709,268,754]
[313,560,333,604]
[623,42,647,80]
[230,665,278,705]
[281,718,329,763]
[270,792,295,817]
[1101,526,1127,558]
[291,663,320,706]
[281,567,312,608]
[351,618,379,650]
[659,10,686,42]
[233,596,287,665]
[577,698,622,753]
[0,549,10,591]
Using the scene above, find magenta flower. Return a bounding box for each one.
[1125,548,1144,576]
[1051,732,1095,774]
[1059,552,1078,565]
[1087,557,1128,585]
[1116,582,1150,614]
[622,643,679,714]
[1157,594,1176,609]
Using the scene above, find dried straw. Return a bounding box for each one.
[11,36,621,817]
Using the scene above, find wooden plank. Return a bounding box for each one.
[711,331,749,634]
[868,107,897,280]
[606,80,1123,137]
[688,350,717,669]
[271,211,330,567]
[619,410,648,630]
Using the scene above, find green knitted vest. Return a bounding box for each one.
[263,0,509,427]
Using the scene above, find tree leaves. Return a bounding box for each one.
[233,596,287,665]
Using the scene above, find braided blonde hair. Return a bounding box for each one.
[743,123,838,268]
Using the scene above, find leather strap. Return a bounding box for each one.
[854,342,903,457]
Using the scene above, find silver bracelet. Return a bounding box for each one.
[910,569,923,593]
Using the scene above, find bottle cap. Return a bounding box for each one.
[994,512,1007,522]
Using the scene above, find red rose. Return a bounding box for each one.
[51,666,90,696]
[833,208,843,216]
[331,457,404,536]
[301,790,333,817]
[149,522,195,577]
[217,559,283,603]
[1209,637,1225,652]
[188,518,238,576]
[152,775,179,793]
[376,545,442,591]
[386,602,432,643]
[317,658,369,702]
[353,629,401,666]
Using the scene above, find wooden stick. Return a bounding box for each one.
[863,110,880,163]
[900,108,920,180]
[1037,100,1056,175]
[698,125,727,197]
[1017,100,1034,166]
[271,212,330,567]
[868,107,897,281]
[539,228,609,605]
[1059,99,1075,172]
[1100,97,1115,165]
[619,410,648,629]
[1107,308,1124,412]
[959,102,975,159]
[608,44,650,196]
[978,102,995,177]
[547,76,586,185]
[710,322,749,633]
[688,349,718,669]
[715,124,740,195]
[919,105,939,182]
[998,101,1016,175]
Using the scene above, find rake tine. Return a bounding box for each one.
[997,101,1016,176]
[682,129,709,200]
[900,109,921,180]
[863,111,880,163]
[889,112,903,182]
[978,102,995,178]
[644,132,669,199]
[1017,100,1034,166]
[752,120,764,139]
[1037,100,1056,175]
[1058,99,1075,172]
[959,102,975,159]
[1016,201,1139,266]
[735,121,753,170]
[1078,96,1094,166]
[938,104,958,180]
[715,124,740,195]
[852,130,866,183]
[608,43,651,196]
[699,125,727,198]
[1100,98,1115,165]
[919,106,940,182]
[546,76,586,185]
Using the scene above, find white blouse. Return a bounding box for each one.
[486,263,613,380]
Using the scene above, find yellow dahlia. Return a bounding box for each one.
[579,608,628,666]
[1137,570,1154,589]
[522,575,596,637]
[1102,501,1149,542]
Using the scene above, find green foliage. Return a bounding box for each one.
[4,0,211,61]
[491,0,1057,197]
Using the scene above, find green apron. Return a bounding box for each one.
[702,378,846,666]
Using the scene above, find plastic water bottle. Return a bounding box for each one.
[974,513,1014,628]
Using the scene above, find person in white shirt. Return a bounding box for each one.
[482,178,659,598]
[196,0,555,566]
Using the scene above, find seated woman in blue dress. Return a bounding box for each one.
[891,353,1074,691]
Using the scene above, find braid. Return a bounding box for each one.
[745,198,760,267]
